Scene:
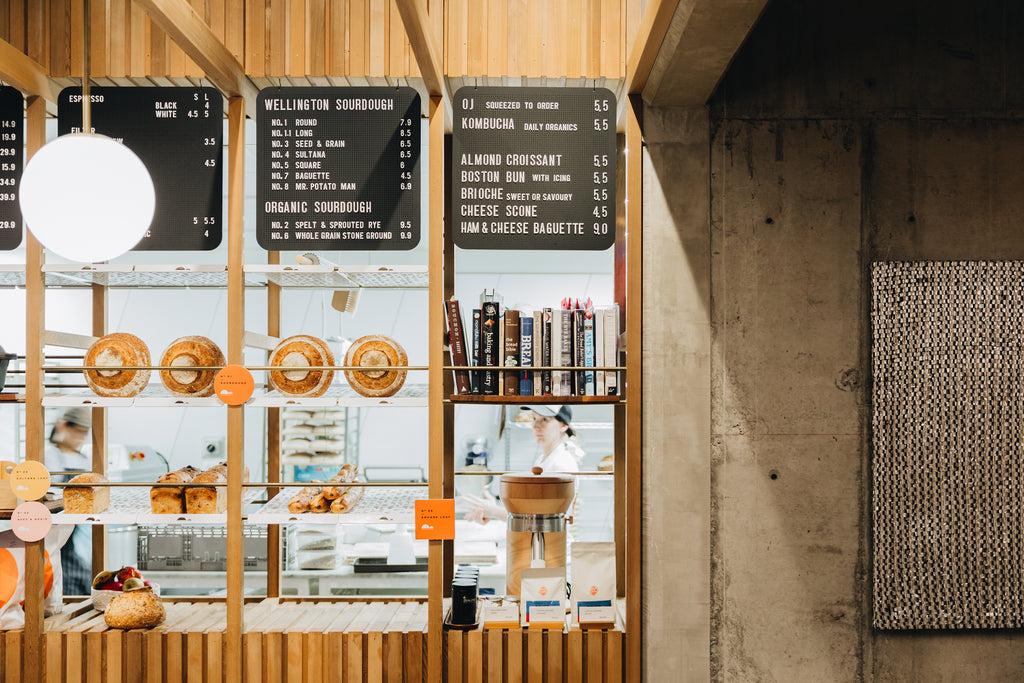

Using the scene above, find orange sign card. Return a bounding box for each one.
[10,461,51,501]
[11,501,52,542]
[414,499,455,540]
[214,365,255,405]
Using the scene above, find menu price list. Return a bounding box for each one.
[58,87,223,251]
[256,87,421,251]
[452,86,616,251]
[0,86,23,250]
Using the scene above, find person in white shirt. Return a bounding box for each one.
[43,406,93,595]
[461,404,584,524]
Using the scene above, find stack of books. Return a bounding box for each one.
[444,295,620,397]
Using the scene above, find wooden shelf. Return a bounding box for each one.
[448,394,623,404]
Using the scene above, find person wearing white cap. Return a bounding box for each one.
[44,406,93,595]
[461,404,585,524]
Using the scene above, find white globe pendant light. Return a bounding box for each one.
[19,133,155,263]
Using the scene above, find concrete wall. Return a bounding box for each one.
[643,0,1024,680]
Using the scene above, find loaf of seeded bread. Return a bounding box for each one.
[150,466,201,514]
[63,473,110,513]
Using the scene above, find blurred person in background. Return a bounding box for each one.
[44,406,93,595]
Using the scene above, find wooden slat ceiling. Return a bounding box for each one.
[0,0,644,113]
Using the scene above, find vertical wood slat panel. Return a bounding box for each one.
[130,1,146,76]
[89,0,104,77]
[105,629,122,683]
[566,629,583,683]
[210,0,226,45]
[505,628,522,683]
[348,0,365,77]
[466,0,485,76]
[507,0,526,76]
[5,631,20,683]
[447,0,464,76]
[307,0,327,76]
[225,0,246,64]
[289,0,307,77]
[485,630,502,683]
[585,630,603,683]
[446,629,463,682]
[268,0,287,75]
[69,0,83,75]
[366,0,385,76]
[345,631,363,683]
[389,0,405,78]
[525,0,541,77]
[108,0,127,77]
[67,630,84,683]
[485,0,506,76]
[605,630,623,683]
[150,20,168,77]
[546,0,566,78]
[601,0,620,80]
[207,630,223,683]
[25,0,44,65]
[86,630,105,683]
[7,2,24,52]
[247,0,266,76]
[546,629,563,682]
[526,629,543,683]
[330,0,347,74]
[50,0,68,77]
[46,630,63,683]
[566,0,582,77]
[465,630,482,683]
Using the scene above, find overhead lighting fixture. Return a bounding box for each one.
[18,0,154,263]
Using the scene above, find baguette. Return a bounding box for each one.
[321,464,359,499]
[62,473,110,513]
[329,485,364,513]
[287,484,323,513]
[309,492,331,513]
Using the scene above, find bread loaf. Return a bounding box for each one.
[62,473,110,513]
[185,468,227,514]
[159,336,224,397]
[84,333,151,398]
[150,466,201,514]
[104,588,165,629]
[269,335,335,397]
[343,335,408,397]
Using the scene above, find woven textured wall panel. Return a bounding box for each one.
[873,261,1024,629]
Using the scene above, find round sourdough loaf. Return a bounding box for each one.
[104,588,165,629]
[159,335,224,397]
[84,333,151,397]
[344,335,408,397]
[268,335,335,397]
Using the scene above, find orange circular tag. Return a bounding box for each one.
[10,461,51,501]
[11,501,52,542]
[214,365,255,405]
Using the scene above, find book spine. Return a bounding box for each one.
[532,311,542,396]
[559,309,572,396]
[470,309,482,394]
[584,310,595,396]
[481,301,500,395]
[542,308,553,395]
[603,304,619,395]
[444,300,471,395]
[594,308,605,395]
[498,315,505,395]
[503,309,520,395]
[520,315,534,396]
[573,308,585,396]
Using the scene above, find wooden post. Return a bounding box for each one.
[22,93,46,683]
[427,94,445,681]
[624,93,643,679]
[92,281,108,575]
[225,95,246,683]
[266,250,281,598]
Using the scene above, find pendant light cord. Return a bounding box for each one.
[82,0,90,133]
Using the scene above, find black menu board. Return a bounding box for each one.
[452,87,616,250]
[58,87,223,250]
[256,87,421,251]
[0,87,23,250]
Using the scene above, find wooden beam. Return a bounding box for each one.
[618,0,679,125]
[134,0,258,116]
[634,0,770,108]
[0,38,60,102]
[394,0,449,103]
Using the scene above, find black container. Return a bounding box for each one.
[451,578,479,625]
[0,345,14,392]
